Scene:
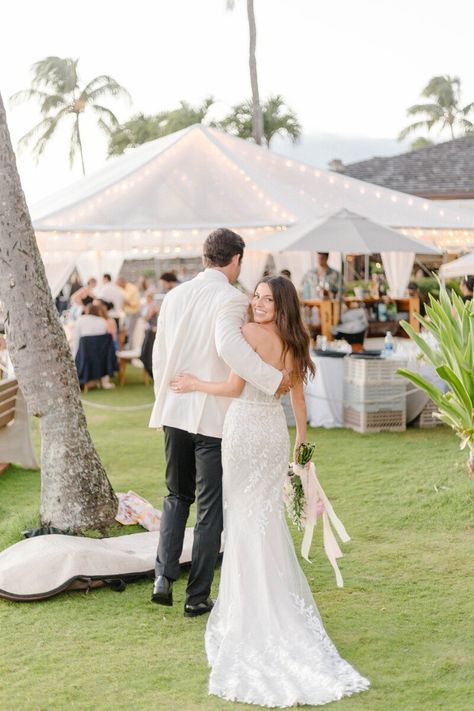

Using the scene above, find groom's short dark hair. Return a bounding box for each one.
[203,228,245,267]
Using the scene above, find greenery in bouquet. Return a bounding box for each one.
[284,442,315,530]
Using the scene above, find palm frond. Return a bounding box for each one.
[92,104,120,133]
[30,56,79,94]
[406,103,444,118]
[81,75,131,103]
[28,108,70,160]
[9,88,49,108]
[398,119,437,140]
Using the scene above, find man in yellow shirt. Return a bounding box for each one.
[117,277,140,349]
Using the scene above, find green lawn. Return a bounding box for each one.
[1,369,473,711]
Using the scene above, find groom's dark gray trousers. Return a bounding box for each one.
[156,425,223,605]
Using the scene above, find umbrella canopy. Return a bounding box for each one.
[439,251,474,278]
[249,209,441,255]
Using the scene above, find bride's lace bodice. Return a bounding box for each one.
[239,381,280,406]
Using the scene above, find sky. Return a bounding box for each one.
[2,0,474,203]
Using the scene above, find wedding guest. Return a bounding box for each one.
[159,272,179,293]
[137,275,150,296]
[97,274,125,328]
[94,301,118,347]
[140,293,160,378]
[407,281,427,316]
[302,252,341,298]
[73,303,116,389]
[71,277,98,310]
[72,303,108,357]
[117,276,141,349]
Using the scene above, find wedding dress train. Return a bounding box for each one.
[205,383,370,707]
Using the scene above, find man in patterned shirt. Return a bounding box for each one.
[302,252,341,299]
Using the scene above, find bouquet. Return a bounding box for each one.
[284,442,316,530]
[283,442,351,588]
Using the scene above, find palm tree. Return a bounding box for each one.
[107,97,214,157]
[227,0,264,145]
[399,75,474,142]
[217,94,302,147]
[0,92,117,529]
[10,56,130,174]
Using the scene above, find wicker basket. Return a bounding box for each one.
[415,399,444,428]
[345,357,406,383]
[344,380,406,413]
[344,406,406,433]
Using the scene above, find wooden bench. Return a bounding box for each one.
[0,379,19,474]
[0,378,38,473]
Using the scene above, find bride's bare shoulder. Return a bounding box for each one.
[241,321,265,347]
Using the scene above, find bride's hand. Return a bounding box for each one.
[170,373,197,393]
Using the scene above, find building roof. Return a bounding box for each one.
[336,135,474,198]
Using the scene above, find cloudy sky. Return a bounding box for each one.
[3,0,474,203]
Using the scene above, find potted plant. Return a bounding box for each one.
[397,280,474,477]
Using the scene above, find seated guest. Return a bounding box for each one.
[73,304,116,389]
[302,252,341,299]
[460,276,474,302]
[72,303,108,357]
[94,301,118,348]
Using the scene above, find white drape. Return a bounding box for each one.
[381,252,415,297]
[43,258,78,298]
[273,252,311,290]
[239,249,269,292]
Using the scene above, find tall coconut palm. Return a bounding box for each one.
[399,75,474,141]
[0,92,117,530]
[218,94,302,147]
[10,56,130,174]
[227,0,264,145]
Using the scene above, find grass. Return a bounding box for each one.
[1,368,473,711]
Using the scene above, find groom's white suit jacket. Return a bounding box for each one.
[149,268,282,438]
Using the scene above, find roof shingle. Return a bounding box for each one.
[337,135,474,197]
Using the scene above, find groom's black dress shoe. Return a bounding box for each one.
[151,576,173,606]
[184,598,214,618]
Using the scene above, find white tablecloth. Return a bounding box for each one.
[305,355,345,428]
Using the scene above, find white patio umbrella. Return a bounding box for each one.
[249,208,440,297]
[250,208,441,255]
[439,251,474,279]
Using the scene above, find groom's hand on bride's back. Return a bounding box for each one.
[275,369,293,397]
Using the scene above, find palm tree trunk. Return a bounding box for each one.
[247,0,263,145]
[76,114,86,175]
[469,449,474,478]
[0,92,117,530]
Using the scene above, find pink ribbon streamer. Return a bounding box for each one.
[291,462,350,587]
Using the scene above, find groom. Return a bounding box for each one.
[149,228,290,616]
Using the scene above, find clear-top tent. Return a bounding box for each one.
[31,124,474,295]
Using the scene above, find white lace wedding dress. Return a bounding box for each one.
[205,383,370,707]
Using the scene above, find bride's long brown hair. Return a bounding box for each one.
[252,276,315,382]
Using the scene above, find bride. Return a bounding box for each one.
[171,275,370,708]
